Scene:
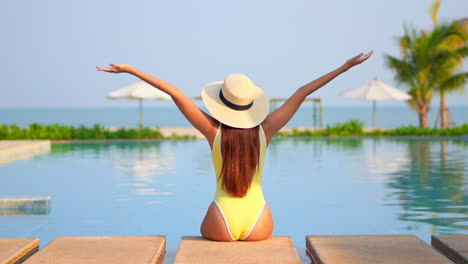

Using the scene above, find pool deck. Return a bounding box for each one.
[2,235,466,264]
[0,238,39,264]
[113,127,315,139]
[159,127,316,139]
[432,235,468,264]
[306,235,455,264]
[133,127,466,140]
[79,127,391,140]
[173,236,301,264]
[159,127,204,138]
[22,236,166,264]
[156,127,389,139]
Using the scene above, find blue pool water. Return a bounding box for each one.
[1,138,467,263]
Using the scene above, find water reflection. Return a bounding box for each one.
[52,141,168,155]
[110,149,176,178]
[269,137,365,163]
[0,207,50,216]
[52,141,177,178]
[270,137,364,150]
[364,139,408,181]
[107,143,176,203]
[386,140,468,232]
[268,137,467,233]
[52,142,177,203]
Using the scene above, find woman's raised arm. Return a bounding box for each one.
[261,51,373,142]
[97,64,218,146]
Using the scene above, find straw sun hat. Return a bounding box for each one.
[201,74,270,129]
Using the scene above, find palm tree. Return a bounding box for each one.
[428,1,468,128]
[433,20,468,128]
[385,23,467,128]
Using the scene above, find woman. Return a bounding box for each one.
[97,51,373,242]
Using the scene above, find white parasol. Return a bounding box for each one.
[341,77,411,128]
[107,80,171,126]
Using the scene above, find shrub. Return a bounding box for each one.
[274,120,468,137]
[0,124,181,140]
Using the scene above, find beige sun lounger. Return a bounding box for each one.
[306,235,452,264]
[173,236,301,264]
[432,235,468,264]
[0,238,39,264]
[23,236,165,264]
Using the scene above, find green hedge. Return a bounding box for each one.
[0,123,195,140]
[1,121,467,140]
[275,120,468,137]
[366,124,468,136]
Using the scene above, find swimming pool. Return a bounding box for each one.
[1,138,467,263]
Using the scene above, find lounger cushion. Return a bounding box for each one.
[432,235,468,264]
[306,235,452,264]
[173,236,301,264]
[0,238,39,264]
[23,236,165,264]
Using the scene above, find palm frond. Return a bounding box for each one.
[384,55,418,90]
[428,0,440,26]
[439,72,468,92]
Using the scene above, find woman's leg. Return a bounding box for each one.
[242,205,274,241]
[200,202,234,242]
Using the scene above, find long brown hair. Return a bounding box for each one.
[220,123,260,197]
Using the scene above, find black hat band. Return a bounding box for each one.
[219,90,253,111]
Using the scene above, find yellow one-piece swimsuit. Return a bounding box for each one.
[212,125,267,241]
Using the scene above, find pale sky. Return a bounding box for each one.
[1,0,467,108]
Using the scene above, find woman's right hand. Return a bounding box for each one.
[96,63,134,74]
[343,51,374,70]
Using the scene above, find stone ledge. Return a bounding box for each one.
[24,236,166,264]
[173,236,301,264]
[0,140,51,165]
[0,196,51,216]
[432,235,468,264]
[0,238,39,264]
[306,235,452,264]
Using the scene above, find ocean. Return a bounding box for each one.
[1,106,467,128]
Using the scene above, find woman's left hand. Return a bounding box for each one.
[343,51,374,69]
[96,63,134,74]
